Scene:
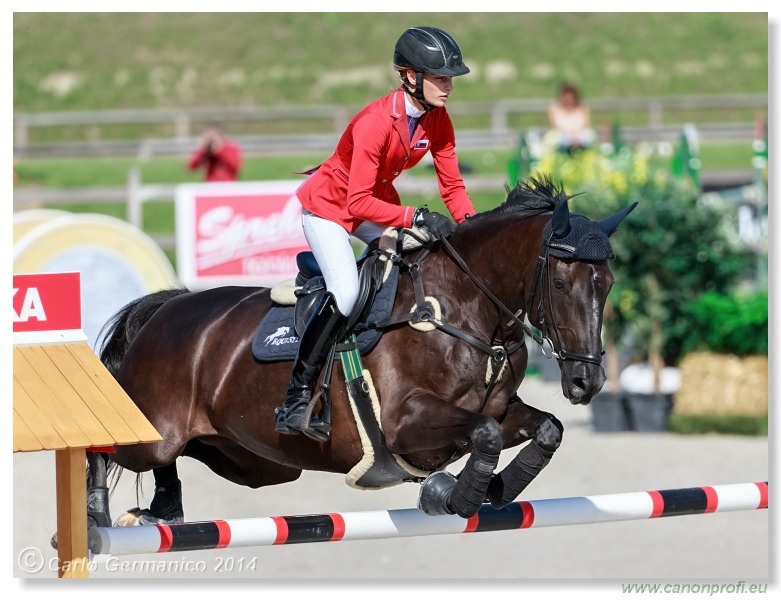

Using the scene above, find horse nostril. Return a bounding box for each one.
[573,377,589,393]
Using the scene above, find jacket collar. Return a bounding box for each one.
[390,90,408,145]
[390,89,405,119]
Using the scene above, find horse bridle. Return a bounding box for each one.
[523,233,605,366]
[435,234,603,367]
[360,228,604,411]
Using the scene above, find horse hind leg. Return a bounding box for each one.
[140,462,184,525]
[86,452,112,528]
[53,452,112,552]
[486,398,564,508]
[112,462,184,526]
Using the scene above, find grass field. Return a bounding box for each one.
[14,12,767,113]
[13,12,767,265]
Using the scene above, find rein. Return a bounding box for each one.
[359,225,602,412]
[439,234,602,367]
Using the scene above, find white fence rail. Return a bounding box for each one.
[13,94,767,158]
[13,169,760,254]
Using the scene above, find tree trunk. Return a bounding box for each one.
[647,275,664,393]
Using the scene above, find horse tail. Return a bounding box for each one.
[98,287,190,378]
[94,288,190,512]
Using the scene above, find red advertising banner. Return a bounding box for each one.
[13,272,85,344]
[175,181,309,289]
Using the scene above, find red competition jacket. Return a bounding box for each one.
[187,140,243,182]
[296,89,475,233]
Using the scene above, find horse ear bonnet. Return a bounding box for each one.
[543,201,637,262]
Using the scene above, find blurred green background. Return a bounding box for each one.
[13,11,770,266]
[13,12,768,112]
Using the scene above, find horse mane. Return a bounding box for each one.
[466,175,571,232]
[494,175,570,218]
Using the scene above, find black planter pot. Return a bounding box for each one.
[590,391,630,432]
[626,392,673,432]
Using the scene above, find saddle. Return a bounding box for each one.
[252,245,398,363]
[253,228,429,488]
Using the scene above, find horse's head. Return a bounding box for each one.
[528,187,637,405]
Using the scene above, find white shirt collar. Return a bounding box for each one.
[404,93,425,118]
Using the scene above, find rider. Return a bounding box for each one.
[275,26,476,437]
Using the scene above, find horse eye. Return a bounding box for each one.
[553,279,566,291]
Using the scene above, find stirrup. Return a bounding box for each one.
[275,398,331,443]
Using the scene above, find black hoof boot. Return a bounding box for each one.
[145,480,184,524]
[418,471,457,516]
[87,485,112,528]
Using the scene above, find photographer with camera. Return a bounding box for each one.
[187,123,243,182]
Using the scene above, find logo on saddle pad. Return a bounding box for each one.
[264,326,299,347]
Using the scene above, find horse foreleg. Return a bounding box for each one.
[486,394,564,508]
[86,452,112,527]
[387,395,503,519]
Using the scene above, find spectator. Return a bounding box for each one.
[545,83,597,154]
[187,124,243,182]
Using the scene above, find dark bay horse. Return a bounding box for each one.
[87,177,636,527]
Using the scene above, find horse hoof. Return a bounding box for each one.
[138,510,183,526]
[113,508,142,527]
[418,471,457,516]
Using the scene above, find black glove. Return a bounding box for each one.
[413,207,455,239]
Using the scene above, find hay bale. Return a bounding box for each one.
[674,352,768,416]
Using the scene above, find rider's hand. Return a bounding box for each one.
[413,207,456,239]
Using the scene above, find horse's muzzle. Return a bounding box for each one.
[560,361,606,405]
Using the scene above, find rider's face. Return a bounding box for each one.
[404,70,454,108]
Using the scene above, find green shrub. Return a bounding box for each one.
[683,289,768,356]
[669,412,768,436]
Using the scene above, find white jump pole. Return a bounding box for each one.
[91,481,768,557]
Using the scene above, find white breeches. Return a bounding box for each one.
[301,209,387,316]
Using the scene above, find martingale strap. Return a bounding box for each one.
[360,231,525,412]
[361,225,605,411]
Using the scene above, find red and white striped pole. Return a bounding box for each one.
[91,481,768,557]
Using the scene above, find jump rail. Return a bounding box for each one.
[91,482,767,557]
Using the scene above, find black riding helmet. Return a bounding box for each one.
[393,26,470,110]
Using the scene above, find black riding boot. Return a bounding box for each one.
[275,292,347,439]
